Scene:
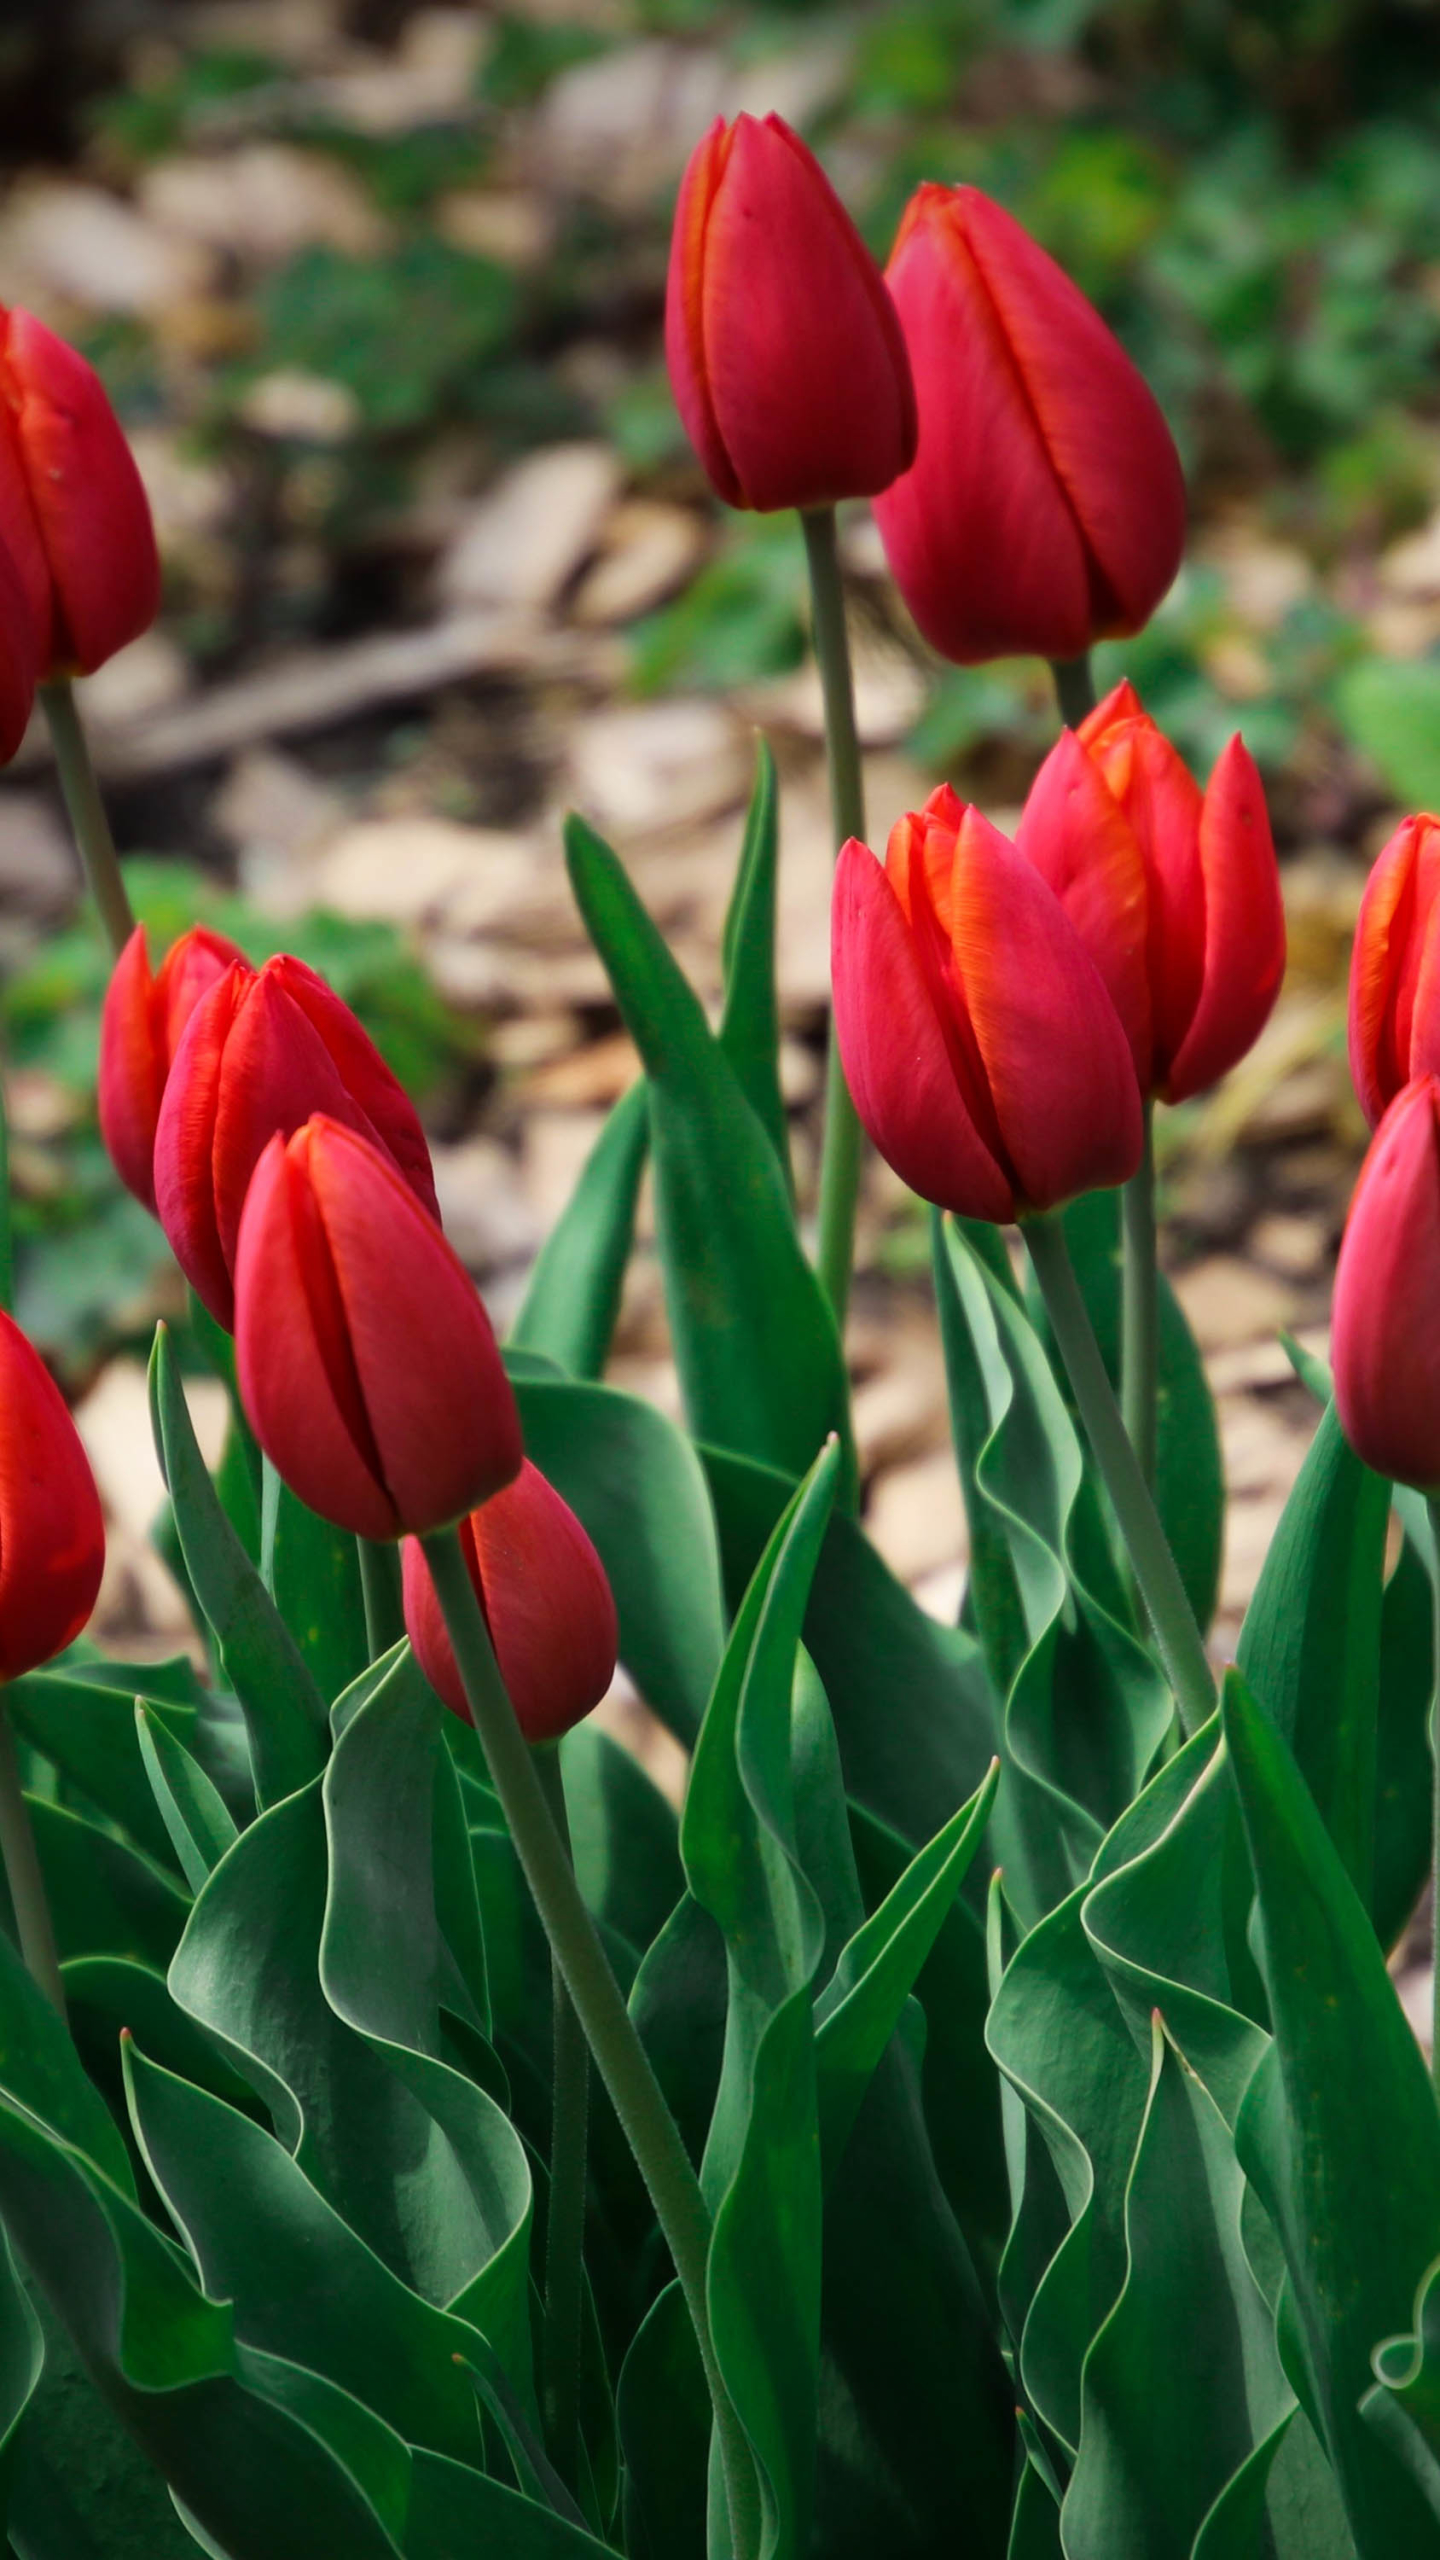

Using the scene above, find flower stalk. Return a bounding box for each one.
[532,1744,589,2491]
[802,504,868,1330]
[1121,1101,1159,1490]
[41,677,134,960]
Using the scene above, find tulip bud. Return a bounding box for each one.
[665,112,916,514]
[0,1310,105,1680]
[1347,813,1440,1131]
[1017,682,1284,1102]
[401,1462,617,1743]
[873,185,1185,665]
[831,787,1142,1222]
[0,533,38,765]
[0,307,161,677]
[98,922,249,1212]
[1333,1075,1440,1491]
[153,953,440,1330]
[235,1116,522,1540]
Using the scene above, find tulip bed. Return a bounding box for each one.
[1,98,1439,2560]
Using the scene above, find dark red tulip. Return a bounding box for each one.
[234,1117,521,1540]
[153,954,439,1330]
[666,111,916,513]
[831,786,1142,1222]
[0,306,161,677]
[1333,1074,1440,1491]
[0,532,38,765]
[0,1310,104,1680]
[1348,812,1440,1131]
[401,1461,617,1743]
[873,185,1186,665]
[1017,682,1284,1102]
[98,922,248,1212]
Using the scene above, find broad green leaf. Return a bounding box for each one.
[617,2282,709,2560]
[565,813,851,1493]
[149,1325,327,1806]
[684,1446,839,2560]
[1055,1189,1224,1633]
[122,2038,491,2467]
[64,1954,257,2117]
[137,1703,240,1892]
[1192,2405,1357,2560]
[1225,1670,1440,2553]
[6,1668,197,1869]
[405,2444,616,2557]
[7,2295,196,2560]
[628,1890,727,2173]
[814,1759,999,2174]
[703,1440,998,1847]
[29,1797,188,1972]
[513,1371,725,1746]
[934,1210,1029,1694]
[561,1723,682,1966]
[1364,2252,1440,2522]
[0,2225,41,2502]
[454,2337,589,2525]
[261,1468,368,1706]
[719,739,791,1189]
[1375,1532,1435,1952]
[510,1080,649,1380]
[1063,2017,1291,2558]
[1237,1401,1388,1902]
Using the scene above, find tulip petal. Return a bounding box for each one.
[400,1537,469,1719]
[0,531,37,763]
[469,1463,618,1743]
[698,115,916,512]
[876,192,1093,662]
[949,815,1143,1210]
[209,971,388,1280]
[154,965,252,1328]
[1016,728,1153,1083]
[831,837,1013,1222]
[234,1134,398,1539]
[308,1121,522,1536]
[1348,814,1440,1128]
[957,191,1185,637]
[0,1310,104,1681]
[272,956,440,1221]
[98,926,164,1211]
[1333,1078,1440,1491]
[1079,685,1206,1075]
[663,120,744,510]
[0,310,160,675]
[1165,735,1285,1102]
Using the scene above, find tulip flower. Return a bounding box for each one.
[401,1462,617,1742]
[831,786,1142,1221]
[98,922,249,1212]
[0,533,38,766]
[0,1310,105,1681]
[873,185,1185,665]
[234,1116,521,1540]
[153,954,440,1330]
[0,306,160,676]
[1333,1074,1440,1490]
[1347,812,1440,1131]
[1016,682,1284,1102]
[665,112,916,514]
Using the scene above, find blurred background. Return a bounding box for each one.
[0,0,1435,1679]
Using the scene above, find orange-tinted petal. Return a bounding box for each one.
[663,120,743,508]
[98,926,164,1211]
[1164,734,1284,1102]
[153,963,254,1328]
[1016,727,1152,1083]
[1079,683,1205,1077]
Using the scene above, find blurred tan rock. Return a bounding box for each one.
[1248,1211,1329,1280]
[866,1450,966,1587]
[852,1349,947,1477]
[533,42,727,206]
[139,147,386,265]
[438,445,621,611]
[75,1360,227,1542]
[519,1033,640,1108]
[1194,521,1313,628]
[128,427,236,549]
[436,189,556,270]
[240,370,361,442]
[568,699,749,836]
[213,749,346,911]
[1379,507,1440,598]
[1171,1257,1295,1352]
[0,182,213,315]
[740,642,929,749]
[0,793,79,920]
[314,818,533,929]
[521,1109,608,1228]
[430,1137,539,1273]
[573,504,708,625]
[316,9,489,130]
[80,633,191,729]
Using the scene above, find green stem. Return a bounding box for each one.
[1429,1499,1440,2100]
[801,505,867,1331]
[1026,1213,1215,1740]
[534,1746,589,2491]
[40,678,133,960]
[1120,1102,1159,1490]
[1049,652,1097,728]
[357,1539,404,1662]
[0,1707,65,2019]
[421,1530,760,2560]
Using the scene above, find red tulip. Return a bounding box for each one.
[0,533,38,765]
[1017,681,1284,1102]
[1333,1074,1440,1490]
[98,923,248,1212]
[401,1462,617,1743]
[1347,812,1440,1130]
[0,1311,104,1680]
[665,111,916,513]
[873,185,1185,665]
[234,1117,521,1540]
[153,954,439,1330]
[831,786,1142,1221]
[0,307,161,677]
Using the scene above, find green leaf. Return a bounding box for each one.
[814,1759,999,2174]
[1225,1669,1440,2552]
[1363,2252,1440,2523]
[565,813,852,1494]
[934,1210,1030,1695]
[560,1723,682,1966]
[148,1325,327,1806]
[1334,656,1440,808]
[29,1797,189,1972]
[261,1469,369,1707]
[137,1703,240,1892]
[454,2337,589,2525]
[1375,1531,1435,1952]
[512,1371,725,1747]
[510,1082,649,1380]
[0,2225,42,2499]
[6,1668,197,1870]
[1063,2016,1292,2558]
[1236,1400,1389,1903]
[7,2294,197,2560]
[719,740,791,1190]
[617,2283,709,2560]
[405,2444,616,2557]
